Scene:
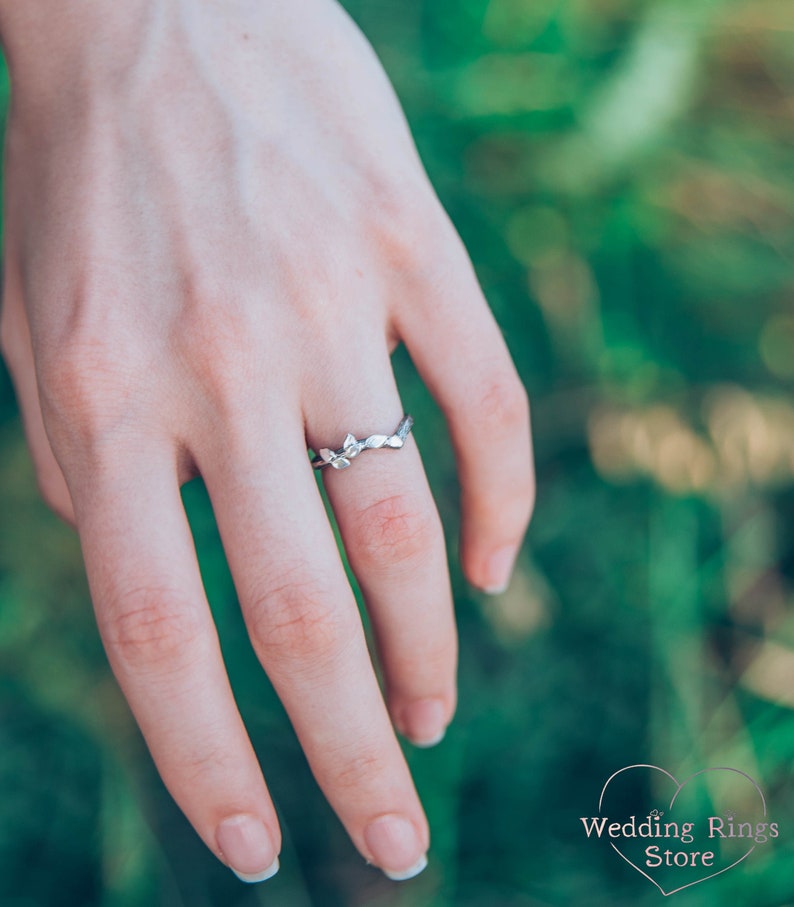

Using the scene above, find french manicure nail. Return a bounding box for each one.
[384,854,428,881]
[231,858,280,884]
[402,698,447,747]
[216,814,279,883]
[364,814,427,881]
[482,545,518,594]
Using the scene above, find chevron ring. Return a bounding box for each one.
[311,415,414,471]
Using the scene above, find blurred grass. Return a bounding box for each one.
[2,0,794,904]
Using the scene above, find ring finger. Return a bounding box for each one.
[305,341,457,748]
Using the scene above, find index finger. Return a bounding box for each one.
[69,445,281,883]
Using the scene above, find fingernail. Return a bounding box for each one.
[482,545,519,594]
[231,859,280,884]
[216,814,279,883]
[384,854,428,881]
[401,698,447,747]
[364,814,427,881]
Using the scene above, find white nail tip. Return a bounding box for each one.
[383,854,428,881]
[483,582,509,596]
[411,729,446,748]
[232,857,280,883]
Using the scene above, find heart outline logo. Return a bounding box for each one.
[598,764,767,897]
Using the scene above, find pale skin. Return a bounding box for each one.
[0,0,534,884]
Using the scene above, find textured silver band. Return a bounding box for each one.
[311,414,414,471]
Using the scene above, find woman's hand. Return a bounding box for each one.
[0,0,534,882]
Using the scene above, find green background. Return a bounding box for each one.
[2,0,793,904]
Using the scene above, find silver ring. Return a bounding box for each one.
[311,414,414,471]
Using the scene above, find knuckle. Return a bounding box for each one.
[350,493,440,569]
[177,298,257,410]
[246,572,352,667]
[100,587,206,672]
[368,176,440,273]
[475,371,530,431]
[180,743,238,787]
[39,352,101,416]
[37,341,136,447]
[409,641,458,679]
[329,745,388,793]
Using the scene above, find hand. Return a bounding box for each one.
[0,0,534,882]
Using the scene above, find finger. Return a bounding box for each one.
[0,284,74,523]
[198,413,430,881]
[305,348,457,749]
[396,237,535,594]
[70,449,281,883]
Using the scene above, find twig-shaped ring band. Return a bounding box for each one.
[311,415,414,471]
